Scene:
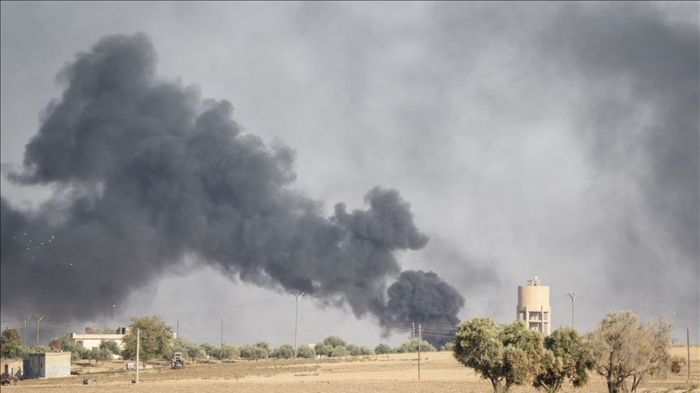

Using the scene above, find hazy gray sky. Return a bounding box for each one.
[1,2,698,347]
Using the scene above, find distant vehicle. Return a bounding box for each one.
[171,352,186,369]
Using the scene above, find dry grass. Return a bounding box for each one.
[2,346,698,392]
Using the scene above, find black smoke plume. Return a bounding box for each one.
[0,33,465,342]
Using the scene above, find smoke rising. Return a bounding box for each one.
[0,33,465,340]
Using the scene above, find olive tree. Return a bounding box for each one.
[533,327,593,393]
[587,311,675,393]
[453,318,545,393]
[121,316,174,366]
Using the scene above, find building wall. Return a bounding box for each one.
[71,333,125,350]
[22,353,71,379]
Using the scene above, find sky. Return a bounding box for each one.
[1,2,698,348]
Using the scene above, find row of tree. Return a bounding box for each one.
[452,311,687,393]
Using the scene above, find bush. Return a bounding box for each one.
[440,342,454,352]
[347,344,373,356]
[330,346,349,358]
[297,346,316,359]
[670,356,686,374]
[272,344,295,359]
[375,343,391,354]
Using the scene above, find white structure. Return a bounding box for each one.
[71,327,128,350]
[516,276,551,336]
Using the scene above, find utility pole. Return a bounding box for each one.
[292,291,305,359]
[176,319,179,338]
[688,327,691,382]
[24,319,27,348]
[412,322,415,339]
[220,319,224,355]
[565,292,582,330]
[417,324,422,380]
[135,328,140,384]
[32,314,46,346]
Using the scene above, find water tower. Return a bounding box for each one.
[516,276,551,336]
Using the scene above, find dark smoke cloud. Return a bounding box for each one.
[381,270,465,346]
[0,33,465,338]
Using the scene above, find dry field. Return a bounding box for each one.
[2,346,698,393]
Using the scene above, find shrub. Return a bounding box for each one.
[375,343,391,354]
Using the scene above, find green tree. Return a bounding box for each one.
[453,318,545,393]
[90,347,112,365]
[120,316,174,366]
[297,345,316,359]
[533,327,592,393]
[330,346,349,357]
[240,342,270,360]
[314,343,332,357]
[587,312,675,393]
[272,344,295,359]
[348,345,373,356]
[375,343,391,354]
[396,338,435,353]
[99,340,120,355]
[440,342,455,352]
[0,328,24,359]
[219,344,238,360]
[323,335,347,348]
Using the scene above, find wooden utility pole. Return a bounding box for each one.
[688,327,691,382]
[220,319,224,355]
[176,319,179,338]
[417,324,422,380]
[293,291,304,359]
[135,328,140,384]
[32,314,46,346]
[412,322,415,339]
[24,320,27,347]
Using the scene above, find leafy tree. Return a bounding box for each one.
[297,345,316,359]
[99,340,120,355]
[375,343,391,354]
[1,328,24,359]
[330,346,349,357]
[89,347,112,365]
[219,344,238,360]
[272,344,295,359]
[323,335,347,348]
[395,338,435,353]
[348,344,373,356]
[453,318,545,393]
[533,327,592,393]
[121,316,174,366]
[314,343,332,357]
[440,342,455,352]
[27,345,51,354]
[240,342,270,360]
[587,312,675,393]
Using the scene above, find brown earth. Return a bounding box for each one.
[1,346,698,392]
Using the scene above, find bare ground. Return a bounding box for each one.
[2,346,698,392]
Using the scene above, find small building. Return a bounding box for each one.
[23,352,71,379]
[516,276,552,336]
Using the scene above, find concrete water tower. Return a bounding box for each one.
[516,276,551,336]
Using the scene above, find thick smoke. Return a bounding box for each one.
[382,270,465,346]
[0,33,464,340]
